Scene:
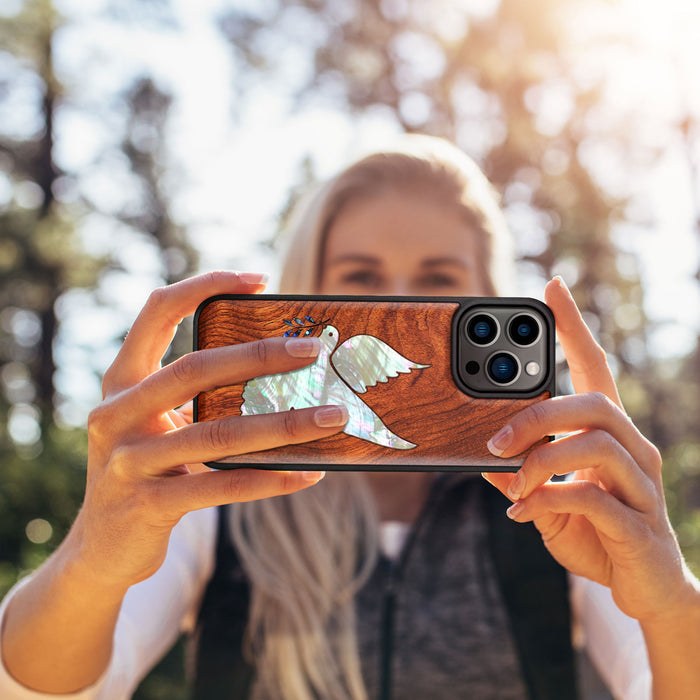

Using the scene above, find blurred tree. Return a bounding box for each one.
[0,0,97,411]
[120,77,198,285]
[0,0,99,595]
[1,3,193,697]
[661,114,700,571]
[116,75,199,362]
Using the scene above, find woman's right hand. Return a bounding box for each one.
[74,271,347,590]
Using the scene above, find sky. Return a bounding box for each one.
[4,0,700,425]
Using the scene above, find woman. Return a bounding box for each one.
[1,136,699,700]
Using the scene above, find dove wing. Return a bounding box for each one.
[331,334,429,394]
[324,374,417,449]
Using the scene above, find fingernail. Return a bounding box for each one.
[286,337,321,358]
[506,501,524,520]
[303,471,326,483]
[552,275,570,295]
[314,406,348,428]
[507,471,525,500]
[238,272,269,285]
[487,425,513,457]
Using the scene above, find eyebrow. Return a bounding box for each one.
[327,254,381,266]
[421,257,473,270]
[327,254,473,270]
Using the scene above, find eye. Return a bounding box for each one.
[340,269,384,289]
[416,272,460,290]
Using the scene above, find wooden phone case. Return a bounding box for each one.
[193,295,555,471]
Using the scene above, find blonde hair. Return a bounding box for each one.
[230,135,514,700]
[230,474,378,700]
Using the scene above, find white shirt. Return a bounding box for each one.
[0,508,651,699]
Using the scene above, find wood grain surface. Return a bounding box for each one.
[195,297,550,470]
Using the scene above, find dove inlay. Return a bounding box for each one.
[241,325,429,449]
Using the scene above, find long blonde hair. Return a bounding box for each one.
[230,135,513,700]
[230,474,378,700]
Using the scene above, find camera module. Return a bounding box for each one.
[456,302,551,397]
[507,314,541,347]
[466,313,499,346]
[487,352,520,385]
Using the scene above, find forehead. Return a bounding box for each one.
[324,190,477,261]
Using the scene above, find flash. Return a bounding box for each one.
[525,361,540,376]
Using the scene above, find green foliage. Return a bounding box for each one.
[0,420,87,599]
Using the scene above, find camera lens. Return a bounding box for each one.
[508,314,540,347]
[487,352,520,385]
[466,313,498,345]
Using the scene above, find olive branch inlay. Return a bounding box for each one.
[281,316,329,337]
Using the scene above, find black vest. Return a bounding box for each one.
[191,478,578,700]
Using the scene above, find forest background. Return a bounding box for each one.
[2,0,700,697]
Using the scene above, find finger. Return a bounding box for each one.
[118,337,321,419]
[481,473,615,576]
[486,392,661,480]
[171,402,193,427]
[167,406,210,472]
[505,479,640,545]
[104,271,268,395]
[504,430,656,511]
[544,277,622,408]
[112,405,348,476]
[481,471,517,499]
[157,468,326,518]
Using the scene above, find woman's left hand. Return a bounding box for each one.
[483,276,696,624]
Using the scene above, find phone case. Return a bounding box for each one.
[193,295,555,471]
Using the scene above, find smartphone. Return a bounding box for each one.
[193,295,555,472]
